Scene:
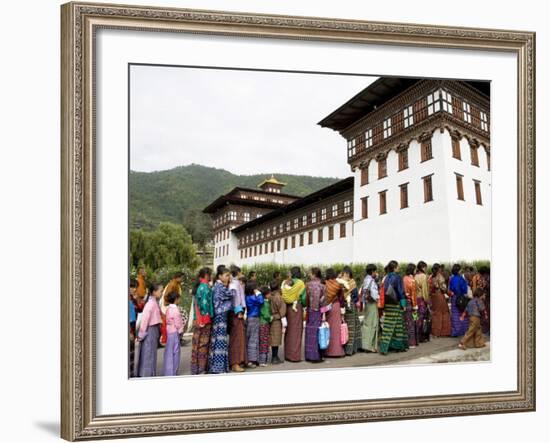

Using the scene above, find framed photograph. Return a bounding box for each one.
[61,2,536,440]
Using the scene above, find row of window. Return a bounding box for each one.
[360,173,484,219]
[359,139,488,188]
[239,223,348,259]
[215,228,232,243]
[215,244,230,258]
[239,200,352,246]
[239,193,285,204]
[214,211,263,228]
[347,88,489,158]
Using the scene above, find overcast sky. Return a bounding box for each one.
[130,65,376,178]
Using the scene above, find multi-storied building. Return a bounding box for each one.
[204,77,491,267]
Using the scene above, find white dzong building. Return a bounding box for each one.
[205,78,491,268]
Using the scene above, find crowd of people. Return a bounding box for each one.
[128,261,490,377]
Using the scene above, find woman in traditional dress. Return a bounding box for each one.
[429,263,451,337]
[163,291,184,376]
[245,280,265,368]
[282,267,306,362]
[137,283,163,377]
[228,265,247,373]
[128,279,139,377]
[379,261,409,355]
[324,268,345,358]
[449,264,470,337]
[190,267,213,375]
[269,280,286,364]
[360,264,379,353]
[304,267,326,362]
[258,286,272,367]
[414,261,431,343]
[403,263,419,348]
[207,267,233,374]
[472,266,491,334]
[340,266,362,356]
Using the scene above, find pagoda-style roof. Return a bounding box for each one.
[318,77,490,132]
[258,175,287,188]
[232,177,354,233]
[202,186,299,214]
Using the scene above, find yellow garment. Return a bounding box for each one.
[282,279,305,304]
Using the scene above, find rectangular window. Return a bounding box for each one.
[383,117,392,138]
[340,222,347,238]
[270,241,274,253]
[311,211,317,224]
[265,243,269,254]
[286,221,291,232]
[365,129,373,148]
[452,138,461,160]
[427,91,441,115]
[243,212,250,222]
[284,238,288,250]
[318,229,324,243]
[400,183,409,209]
[291,236,296,248]
[398,149,408,171]
[331,204,338,217]
[321,208,327,221]
[423,175,434,202]
[480,111,489,131]
[347,138,356,158]
[308,231,313,245]
[378,157,387,179]
[421,139,433,162]
[261,230,264,239]
[277,239,281,251]
[403,105,414,128]
[279,224,283,234]
[474,180,483,205]
[344,200,351,214]
[254,245,257,256]
[441,90,453,113]
[293,218,299,229]
[456,174,465,200]
[328,225,334,241]
[462,101,472,123]
[361,196,369,219]
[299,233,304,247]
[302,215,307,227]
[470,145,479,166]
[360,166,369,186]
[379,190,387,215]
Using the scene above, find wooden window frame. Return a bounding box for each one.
[361,196,369,219]
[400,183,409,209]
[378,157,387,179]
[360,166,369,186]
[299,233,304,247]
[423,174,434,203]
[455,173,465,201]
[308,231,313,245]
[470,145,480,167]
[398,148,409,171]
[328,225,334,241]
[474,180,483,205]
[421,139,433,162]
[452,137,462,160]
[379,190,387,215]
[318,228,323,243]
[340,222,346,238]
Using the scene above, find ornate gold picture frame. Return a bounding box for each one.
[61,2,535,440]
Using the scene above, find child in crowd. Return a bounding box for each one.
[281,272,298,312]
[163,291,184,376]
[245,281,265,368]
[269,280,286,364]
[258,286,272,366]
[458,288,488,350]
[137,283,163,377]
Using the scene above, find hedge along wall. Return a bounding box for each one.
[241,261,490,287]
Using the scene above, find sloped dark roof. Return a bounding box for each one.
[202,186,299,214]
[232,177,354,233]
[318,77,490,132]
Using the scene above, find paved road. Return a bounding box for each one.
[133,333,490,377]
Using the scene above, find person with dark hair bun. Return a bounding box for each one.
[245,280,265,368]
[429,264,451,337]
[282,267,306,362]
[403,263,419,348]
[340,266,362,356]
[304,267,326,362]
[136,283,163,377]
[228,265,247,372]
[207,267,233,374]
[379,260,408,355]
[324,268,345,358]
[414,261,431,343]
[360,264,380,352]
[449,264,470,337]
[258,286,272,367]
[269,279,286,364]
[190,267,213,375]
